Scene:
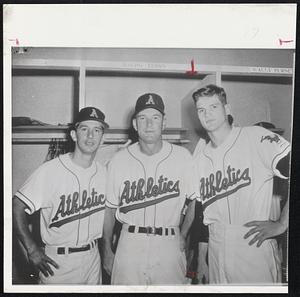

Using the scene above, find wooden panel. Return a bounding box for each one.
[12,126,188,145]
[13,59,293,77]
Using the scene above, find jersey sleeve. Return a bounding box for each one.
[250,126,291,179]
[192,150,202,201]
[192,138,206,159]
[14,163,51,215]
[183,152,199,201]
[106,155,121,209]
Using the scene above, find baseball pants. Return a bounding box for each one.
[39,240,101,284]
[112,225,186,285]
[208,223,281,284]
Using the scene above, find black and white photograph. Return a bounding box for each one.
[3,4,297,294]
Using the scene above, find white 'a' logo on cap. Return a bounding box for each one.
[146,95,155,105]
[89,108,99,118]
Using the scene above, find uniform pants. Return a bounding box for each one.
[112,225,186,285]
[208,223,281,284]
[39,242,101,284]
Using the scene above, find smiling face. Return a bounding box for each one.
[71,120,104,155]
[133,108,165,145]
[196,94,230,133]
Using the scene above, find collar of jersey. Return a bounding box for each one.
[204,126,242,157]
[59,153,97,175]
[128,140,172,163]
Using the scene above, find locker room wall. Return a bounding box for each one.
[223,80,293,141]
[85,75,201,128]
[12,48,294,192]
[12,73,76,125]
[12,145,48,200]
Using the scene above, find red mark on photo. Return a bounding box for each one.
[279,38,293,45]
[186,271,198,278]
[186,60,198,75]
[8,38,19,46]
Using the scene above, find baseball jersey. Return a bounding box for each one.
[106,141,196,227]
[14,153,106,246]
[193,126,290,226]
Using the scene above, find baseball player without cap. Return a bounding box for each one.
[134,93,165,116]
[74,107,109,128]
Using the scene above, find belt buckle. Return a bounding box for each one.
[146,226,155,236]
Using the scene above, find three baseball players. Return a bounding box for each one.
[13,107,109,284]
[191,84,290,284]
[102,93,197,285]
[13,85,291,285]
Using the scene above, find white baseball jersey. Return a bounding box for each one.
[106,141,196,227]
[106,140,197,285]
[193,126,290,283]
[14,152,106,247]
[194,126,290,225]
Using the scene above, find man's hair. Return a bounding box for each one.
[192,84,227,105]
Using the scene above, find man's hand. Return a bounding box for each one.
[244,220,286,247]
[117,140,132,151]
[103,249,115,276]
[28,246,59,277]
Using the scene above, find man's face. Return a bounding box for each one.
[133,108,165,145]
[196,94,229,132]
[71,120,104,155]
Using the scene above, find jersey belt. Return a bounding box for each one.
[127,225,176,236]
[55,239,98,255]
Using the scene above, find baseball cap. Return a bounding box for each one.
[134,93,165,117]
[254,121,276,130]
[74,107,109,128]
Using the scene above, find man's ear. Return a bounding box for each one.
[132,118,137,131]
[224,104,231,116]
[100,134,105,146]
[162,116,167,130]
[70,130,77,142]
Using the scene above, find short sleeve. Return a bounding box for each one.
[250,126,290,179]
[14,163,51,215]
[192,150,202,201]
[192,138,206,159]
[183,152,198,201]
[105,155,120,209]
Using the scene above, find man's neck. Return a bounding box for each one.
[70,151,95,168]
[208,124,232,147]
[138,139,163,156]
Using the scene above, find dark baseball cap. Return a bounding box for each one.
[74,107,109,128]
[134,93,165,117]
[254,121,276,130]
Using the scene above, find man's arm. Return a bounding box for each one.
[244,197,288,247]
[12,196,59,276]
[180,199,196,251]
[244,154,290,246]
[102,207,117,275]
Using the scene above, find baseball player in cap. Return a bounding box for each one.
[102,93,197,285]
[191,84,290,283]
[13,107,109,284]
